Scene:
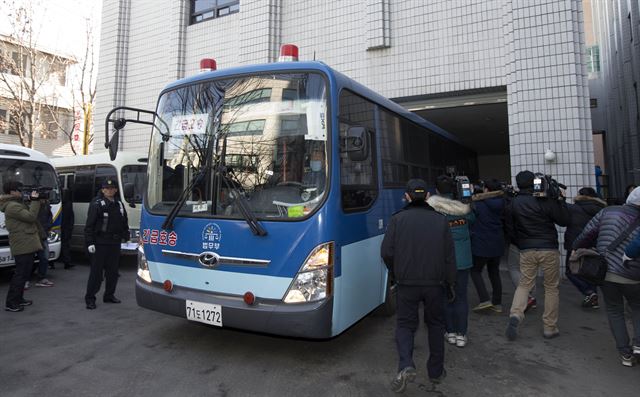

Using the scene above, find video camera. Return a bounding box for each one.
[532,173,566,199]
[501,183,518,198]
[454,176,473,203]
[19,186,53,201]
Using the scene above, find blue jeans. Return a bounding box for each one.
[565,254,596,296]
[445,269,470,335]
[601,281,640,355]
[35,239,50,280]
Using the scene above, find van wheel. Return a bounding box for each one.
[375,278,397,317]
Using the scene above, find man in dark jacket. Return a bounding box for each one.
[84,179,129,310]
[470,178,505,313]
[1,180,42,312]
[564,187,606,308]
[32,197,54,286]
[60,188,74,269]
[504,170,570,341]
[573,187,640,367]
[381,179,456,392]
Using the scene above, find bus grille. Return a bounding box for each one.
[0,235,9,247]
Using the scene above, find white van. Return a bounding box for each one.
[0,144,62,267]
[52,151,147,254]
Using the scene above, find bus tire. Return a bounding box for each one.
[375,278,397,317]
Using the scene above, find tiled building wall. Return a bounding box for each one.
[506,0,594,195]
[591,0,640,196]
[94,0,594,194]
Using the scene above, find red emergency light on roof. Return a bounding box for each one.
[278,44,299,62]
[200,58,217,72]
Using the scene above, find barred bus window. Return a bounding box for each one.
[190,0,239,25]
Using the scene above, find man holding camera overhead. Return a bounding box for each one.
[504,170,570,341]
[1,180,42,312]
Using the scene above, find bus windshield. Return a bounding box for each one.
[0,159,60,204]
[147,72,328,220]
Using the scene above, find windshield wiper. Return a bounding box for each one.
[217,164,267,237]
[161,167,206,230]
[213,132,267,236]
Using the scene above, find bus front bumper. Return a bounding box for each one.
[135,278,334,339]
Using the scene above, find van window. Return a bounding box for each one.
[73,167,95,202]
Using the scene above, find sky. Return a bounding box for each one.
[0,0,102,59]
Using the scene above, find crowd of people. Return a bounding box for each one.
[382,173,640,393]
[3,178,129,312]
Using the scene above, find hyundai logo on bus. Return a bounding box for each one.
[198,251,220,268]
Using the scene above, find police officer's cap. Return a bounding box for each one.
[101,179,117,188]
[406,178,427,199]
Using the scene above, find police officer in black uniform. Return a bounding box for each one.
[84,179,129,310]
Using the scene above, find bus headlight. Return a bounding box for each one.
[284,242,334,303]
[137,245,152,283]
[47,229,60,243]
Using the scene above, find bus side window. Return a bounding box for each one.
[73,167,94,203]
[338,89,378,212]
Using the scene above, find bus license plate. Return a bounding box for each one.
[186,300,222,327]
[0,254,15,265]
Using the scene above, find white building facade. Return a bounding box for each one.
[95,0,595,195]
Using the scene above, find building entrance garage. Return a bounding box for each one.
[395,88,509,184]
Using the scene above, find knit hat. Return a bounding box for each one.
[626,186,640,206]
[515,170,535,189]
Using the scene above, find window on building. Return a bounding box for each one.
[225,88,271,108]
[0,109,6,134]
[587,45,600,73]
[190,0,239,24]
[11,52,28,75]
[226,119,265,136]
[0,50,10,74]
[49,62,67,85]
[590,98,598,108]
[8,111,23,135]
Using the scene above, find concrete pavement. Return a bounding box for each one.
[0,257,639,396]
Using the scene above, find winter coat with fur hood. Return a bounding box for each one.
[427,194,475,269]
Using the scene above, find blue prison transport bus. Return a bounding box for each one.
[107,45,476,338]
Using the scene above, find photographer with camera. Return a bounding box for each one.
[504,170,569,341]
[1,180,43,312]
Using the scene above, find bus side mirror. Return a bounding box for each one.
[343,126,368,161]
[123,182,135,206]
[107,129,120,161]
